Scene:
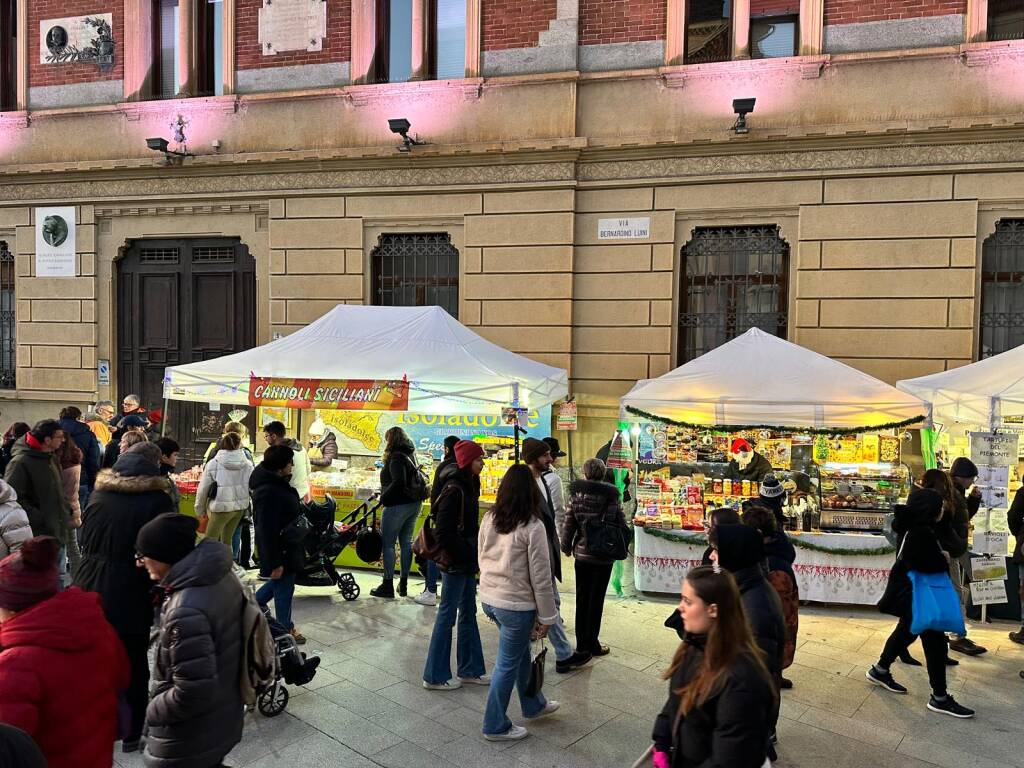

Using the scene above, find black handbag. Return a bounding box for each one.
[877,537,911,617]
[584,511,631,561]
[281,513,312,546]
[525,640,547,698]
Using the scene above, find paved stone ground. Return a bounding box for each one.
[115,563,1024,768]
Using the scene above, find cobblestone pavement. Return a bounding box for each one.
[115,563,1024,768]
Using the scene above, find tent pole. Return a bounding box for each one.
[161,397,169,437]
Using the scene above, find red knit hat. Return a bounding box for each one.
[454,440,485,469]
[730,438,752,454]
[0,536,61,612]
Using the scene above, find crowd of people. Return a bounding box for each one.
[0,401,1020,767]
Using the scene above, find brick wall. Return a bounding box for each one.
[824,0,966,25]
[579,0,666,46]
[482,0,557,51]
[237,0,351,71]
[29,1,123,88]
[751,0,801,16]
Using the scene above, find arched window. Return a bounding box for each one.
[678,224,789,362]
[980,220,1024,357]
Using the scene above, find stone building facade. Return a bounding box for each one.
[1,0,1023,453]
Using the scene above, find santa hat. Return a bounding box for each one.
[730,438,752,454]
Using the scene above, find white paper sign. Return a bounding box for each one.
[973,530,1011,555]
[970,555,1008,581]
[34,206,76,277]
[970,432,1019,466]
[978,485,1009,509]
[969,579,1008,606]
[975,464,1009,487]
[97,359,110,386]
[597,217,651,240]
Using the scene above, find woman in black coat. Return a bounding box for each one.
[74,443,176,751]
[251,444,305,644]
[561,457,628,657]
[652,565,775,768]
[867,488,975,718]
[373,427,425,598]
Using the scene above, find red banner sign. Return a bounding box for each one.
[248,377,409,411]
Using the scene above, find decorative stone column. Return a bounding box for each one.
[799,0,825,55]
[966,0,989,43]
[665,0,686,65]
[733,0,751,59]
[465,0,481,77]
[222,0,236,94]
[351,0,379,84]
[410,0,428,80]
[123,0,155,101]
[15,0,27,109]
[178,0,196,95]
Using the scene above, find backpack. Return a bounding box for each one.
[239,581,279,707]
[404,455,431,502]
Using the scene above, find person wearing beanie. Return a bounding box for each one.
[867,489,976,719]
[422,439,488,690]
[522,437,581,672]
[710,523,785,744]
[0,536,130,768]
[945,457,987,656]
[373,426,426,599]
[3,420,69,544]
[416,435,462,607]
[74,441,176,753]
[251,444,307,644]
[758,474,787,529]
[137,513,246,767]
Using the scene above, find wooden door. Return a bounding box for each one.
[118,238,256,465]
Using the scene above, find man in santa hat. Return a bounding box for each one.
[726,438,773,483]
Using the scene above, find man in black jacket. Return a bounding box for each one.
[137,513,245,768]
[947,457,987,656]
[57,406,101,509]
[415,435,460,607]
[251,444,306,645]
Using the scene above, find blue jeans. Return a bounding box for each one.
[481,604,547,735]
[423,572,485,684]
[256,572,296,630]
[425,559,440,593]
[548,579,573,662]
[232,522,242,560]
[381,501,421,580]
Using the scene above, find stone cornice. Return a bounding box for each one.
[94,201,269,218]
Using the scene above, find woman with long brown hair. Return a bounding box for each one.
[651,565,776,768]
[373,426,426,598]
[478,464,559,741]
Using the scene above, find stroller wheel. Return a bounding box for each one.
[257,683,289,717]
[340,581,360,601]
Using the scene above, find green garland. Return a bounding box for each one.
[638,526,896,557]
[623,406,925,436]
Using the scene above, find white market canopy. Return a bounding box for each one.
[897,344,1024,429]
[163,305,568,414]
[621,328,928,432]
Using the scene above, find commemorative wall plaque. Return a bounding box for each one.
[259,0,328,55]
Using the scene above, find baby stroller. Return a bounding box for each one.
[294,494,383,601]
[257,606,321,717]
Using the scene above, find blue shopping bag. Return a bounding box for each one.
[908,570,966,636]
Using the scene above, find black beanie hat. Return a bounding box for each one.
[136,513,198,565]
[949,457,978,479]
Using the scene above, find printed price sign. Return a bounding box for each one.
[973,530,1010,555]
[978,485,1009,509]
[970,432,1019,466]
[976,464,1009,487]
[556,401,577,431]
[969,555,1008,581]
[969,579,1008,606]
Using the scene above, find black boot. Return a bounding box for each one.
[398,576,408,597]
[370,579,395,599]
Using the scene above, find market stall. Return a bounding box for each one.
[622,328,929,605]
[898,347,1024,620]
[162,304,568,573]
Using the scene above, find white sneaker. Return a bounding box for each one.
[232,563,247,579]
[526,701,560,720]
[458,674,491,686]
[422,678,462,691]
[414,590,437,606]
[484,725,528,742]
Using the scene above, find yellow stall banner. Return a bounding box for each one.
[249,376,409,411]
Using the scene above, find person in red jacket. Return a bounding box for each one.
[0,536,129,768]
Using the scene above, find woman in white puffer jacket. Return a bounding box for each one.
[0,477,32,559]
[195,432,253,550]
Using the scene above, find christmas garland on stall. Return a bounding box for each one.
[638,526,896,557]
[623,406,926,436]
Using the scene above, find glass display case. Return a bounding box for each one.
[816,462,911,531]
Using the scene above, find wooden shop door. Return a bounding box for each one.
[117,237,256,465]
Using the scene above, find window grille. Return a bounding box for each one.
[980,220,1024,357]
[371,233,459,319]
[0,241,15,388]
